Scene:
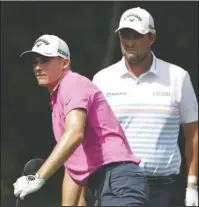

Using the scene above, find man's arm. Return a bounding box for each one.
[182,121,198,187]
[37,108,86,181]
[179,72,198,206]
[179,72,198,185]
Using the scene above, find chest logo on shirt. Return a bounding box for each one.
[106,92,128,97]
[153,91,171,96]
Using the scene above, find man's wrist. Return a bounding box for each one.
[187,175,198,187]
[35,173,46,182]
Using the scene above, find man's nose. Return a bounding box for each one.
[34,63,42,71]
[126,39,136,47]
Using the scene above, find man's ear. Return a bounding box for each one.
[149,33,156,46]
[63,58,70,69]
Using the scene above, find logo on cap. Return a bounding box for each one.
[34,38,50,47]
[124,13,142,22]
[58,49,69,57]
[149,25,154,30]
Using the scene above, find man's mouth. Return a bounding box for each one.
[126,48,136,52]
[126,50,136,54]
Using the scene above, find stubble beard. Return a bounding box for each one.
[124,49,149,67]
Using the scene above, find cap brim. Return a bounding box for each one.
[20,50,49,59]
[115,25,148,35]
[20,50,59,65]
[19,51,36,66]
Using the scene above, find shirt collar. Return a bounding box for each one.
[118,52,158,77]
[49,70,71,109]
[50,70,71,96]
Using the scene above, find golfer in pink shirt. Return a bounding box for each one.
[13,34,148,206]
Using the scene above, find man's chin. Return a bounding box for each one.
[126,54,137,64]
[37,81,48,87]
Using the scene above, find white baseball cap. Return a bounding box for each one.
[115,7,156,34]
[20,34,70,59]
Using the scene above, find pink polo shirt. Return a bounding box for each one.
[50,70,140,183]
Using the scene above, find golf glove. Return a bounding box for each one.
[185,187,198,206]
[13,174,45,200]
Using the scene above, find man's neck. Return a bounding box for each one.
[125,52,153,78]
[48,70,69,93]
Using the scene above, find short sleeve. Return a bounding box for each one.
[64,90,92,117]
[60,78,95,117]
[180,73,198,123]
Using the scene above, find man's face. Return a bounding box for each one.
[119,28,155,64]
[32,55,68,88]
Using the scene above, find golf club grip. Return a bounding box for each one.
[23,158,45,175]
[16,198,19,207]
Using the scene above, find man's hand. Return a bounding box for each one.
[185,187,198,206]
[13,174,45,200]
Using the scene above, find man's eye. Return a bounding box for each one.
[133,33,142,39]
[33,56,52,64]
[41,57,51,62]
[120,30,143,39]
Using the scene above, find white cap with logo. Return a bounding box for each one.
[20,34,70,59]
[115,7,156,34]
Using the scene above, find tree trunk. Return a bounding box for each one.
[101,2,121,69]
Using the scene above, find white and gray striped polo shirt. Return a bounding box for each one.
[93,53,198,176]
